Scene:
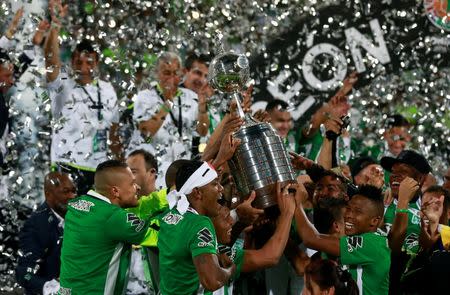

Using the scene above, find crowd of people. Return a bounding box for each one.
[1,1,450,295]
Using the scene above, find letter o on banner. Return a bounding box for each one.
[302,43,347,91]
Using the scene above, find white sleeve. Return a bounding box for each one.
[47,71,69,118]
[132,90,161,122]
[0,36,14,50]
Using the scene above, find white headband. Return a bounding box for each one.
[167,162,218,215]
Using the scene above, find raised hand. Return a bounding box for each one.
[49,0,69,26]
[398,177,420,205]
[290,182,309,209]
[235,191,264,225]
[276,181,296,216]
[5,7,24,39]
[253,109,271,123]
[241,84,253,113]
[212,132,241,168]
[289,151,314,171]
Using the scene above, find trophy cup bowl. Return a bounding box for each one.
[209,51,296,209]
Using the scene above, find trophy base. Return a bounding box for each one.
[250,179,297,209]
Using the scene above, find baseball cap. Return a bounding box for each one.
[350,156,378,178]
[380,150,431,174]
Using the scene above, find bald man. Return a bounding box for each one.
[16,172,76,295]
[59,160,150,294]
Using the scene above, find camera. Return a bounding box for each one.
[325,115,350,140]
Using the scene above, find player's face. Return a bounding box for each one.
[212,206,234,244]
[72,51,98,85]
[313,176,346,205]
[127,154,156,197]
[49,175,77,216]
[183,61,209,94]
[354,164,384,189]
[344,195,379,236]
[157,59,182,94]
[116,168,141,208]
[269,109,292,139]
[198,177,223,218]
[0,62,14,92]
[389,163,419,198]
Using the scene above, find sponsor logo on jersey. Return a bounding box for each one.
[69,200,95,212]
[197,227,214,247]
[424,0,450,31]
[405,233,419,251]
[162,212,183,225]
[347,236,363,253]
[126,213,145,232]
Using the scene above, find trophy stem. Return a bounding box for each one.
[232,92,246,119]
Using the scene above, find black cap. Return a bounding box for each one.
[380,150,431,174]
[351,156,377,178]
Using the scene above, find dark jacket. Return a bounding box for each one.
[15,202,63,294]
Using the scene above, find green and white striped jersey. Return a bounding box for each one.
[59,190,148,295]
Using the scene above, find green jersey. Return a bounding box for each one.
[202,241,245,295]
[158,208,218,295]
[128,189,169,247]
[384,199,421,254]
[59,190,148,295]
[340,232,391,295]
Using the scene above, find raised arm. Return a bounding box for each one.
[193,253,236,291]
[388,177,419,253]
[44,0,68,82]
[4,7,24,40]
[241,182,296,272]
[293,182,341,257]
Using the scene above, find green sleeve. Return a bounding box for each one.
[189,217,217,258]
[105,209,148,245]
[232,245,245,280]
[340,233,380,266]
[128,189,169,219]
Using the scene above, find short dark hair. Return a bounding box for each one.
[184,53,211,70]
[353,185,384,217]
[175,160,203,191]
[265,99,289,112]
[72,39,98,60]
[128,149,158,173]
[96,160,128,175]
[313,198,347,234]
[305,254,359,295]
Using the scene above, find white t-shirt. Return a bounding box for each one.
[47,72,119,170]
[128,87,199,188]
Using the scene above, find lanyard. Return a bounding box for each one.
[81,85,103,120]
[156,86,183,137]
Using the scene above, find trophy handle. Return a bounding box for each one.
[232,92,246,119]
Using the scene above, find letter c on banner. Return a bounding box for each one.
[302,43,347,91]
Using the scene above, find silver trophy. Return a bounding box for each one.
[209,51,296,209]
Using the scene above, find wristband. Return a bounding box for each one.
[396,208,409,214]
